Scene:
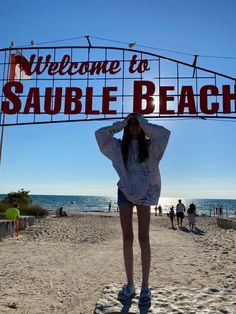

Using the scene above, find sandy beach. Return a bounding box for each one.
[0,212,235,313]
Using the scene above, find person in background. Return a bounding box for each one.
[4,204,20,237]
[62,208,68,217]
[187,203,196,231]
[108,201,112,212]
[56,207,60,217]
[169,206,175,229]
[176,199,186,227]
[154,205,158,216]
[158,205,162,216]
[4,204,20,220]
[56,207,67,217]
[219,206,223,217]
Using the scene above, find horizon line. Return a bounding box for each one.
[0,192,236,201]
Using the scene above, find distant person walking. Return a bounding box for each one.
[169,206,175,229]
[176,199,186,227]
[219,206,223,217]
[154,205,158,216]
[108,201,112,212]
[95,113,170,306]
[187,203,196,231]
[158,205,162,216]
[4,204,20,237]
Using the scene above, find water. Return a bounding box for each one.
[0,194,236,217]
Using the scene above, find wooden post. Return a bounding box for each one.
[16,218,19,237]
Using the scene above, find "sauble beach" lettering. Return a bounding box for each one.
[1,53,236,115]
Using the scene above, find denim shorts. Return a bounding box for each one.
[117,188,134,206]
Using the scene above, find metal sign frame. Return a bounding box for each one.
[0,45,236,127]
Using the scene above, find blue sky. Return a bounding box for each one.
[0,0,236,198]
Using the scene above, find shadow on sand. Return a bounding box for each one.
[179,226,191,233]
[192,227,205,235]
[178,226,205,236]
[114,298,151,314]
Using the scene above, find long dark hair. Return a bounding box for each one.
[121,117,149,166]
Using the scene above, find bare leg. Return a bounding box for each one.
[137,205,151,287]
[119,204,134,285]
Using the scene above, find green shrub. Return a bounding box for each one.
[2,188,32,208]
[0,201,11,213]
[19,204,49,218]
[0,189,49,218]
[0,202,49,218]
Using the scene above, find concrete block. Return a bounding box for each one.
[217,218,232,229]
[0,216,35,239]
[231,220,236,231]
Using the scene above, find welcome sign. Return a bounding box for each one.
[0,46,236,126]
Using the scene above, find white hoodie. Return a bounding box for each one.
[95,116,171,206]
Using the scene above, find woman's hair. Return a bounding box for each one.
[121,116,149,165]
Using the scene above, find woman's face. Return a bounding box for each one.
[128,117,141,138]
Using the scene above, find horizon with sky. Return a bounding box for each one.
[0,0,236,199]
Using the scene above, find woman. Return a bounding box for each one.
[169,206,175,229]
[95,113,170,305]
[187,203,196,231]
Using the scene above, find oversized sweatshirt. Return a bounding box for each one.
[95,116,171,206]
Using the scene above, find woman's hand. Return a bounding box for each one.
[125,114,134,122]
[133,112,141,118]
[125,112,141,122]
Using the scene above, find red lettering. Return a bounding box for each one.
[79,62,90,75]
[23,88,40,114]
[44,88,62,114]
[102,87,117,114]
[222,85,236,113]
[129,55,138,73]
[85,87,100,114]
[178,86,197,114]
[200,85,219,114]
[159,86,175,114]
[26,54,122,77]
[68,62,79,76]
[28,54,51,75]
[64,88,82,114]
[133,81,155,114]
[90,61,108,75]
[109,60,121,74]
[48,62,59,75]
[137,59,150,74]
[129,55,150,74]
[58,55,71,75]
[2,81,23,114]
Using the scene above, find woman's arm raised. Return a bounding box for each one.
[136,115,171,160]
[95,119,127,160]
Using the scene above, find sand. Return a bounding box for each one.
[0,212,235,313]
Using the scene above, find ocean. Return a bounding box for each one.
[0,194,236,217]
